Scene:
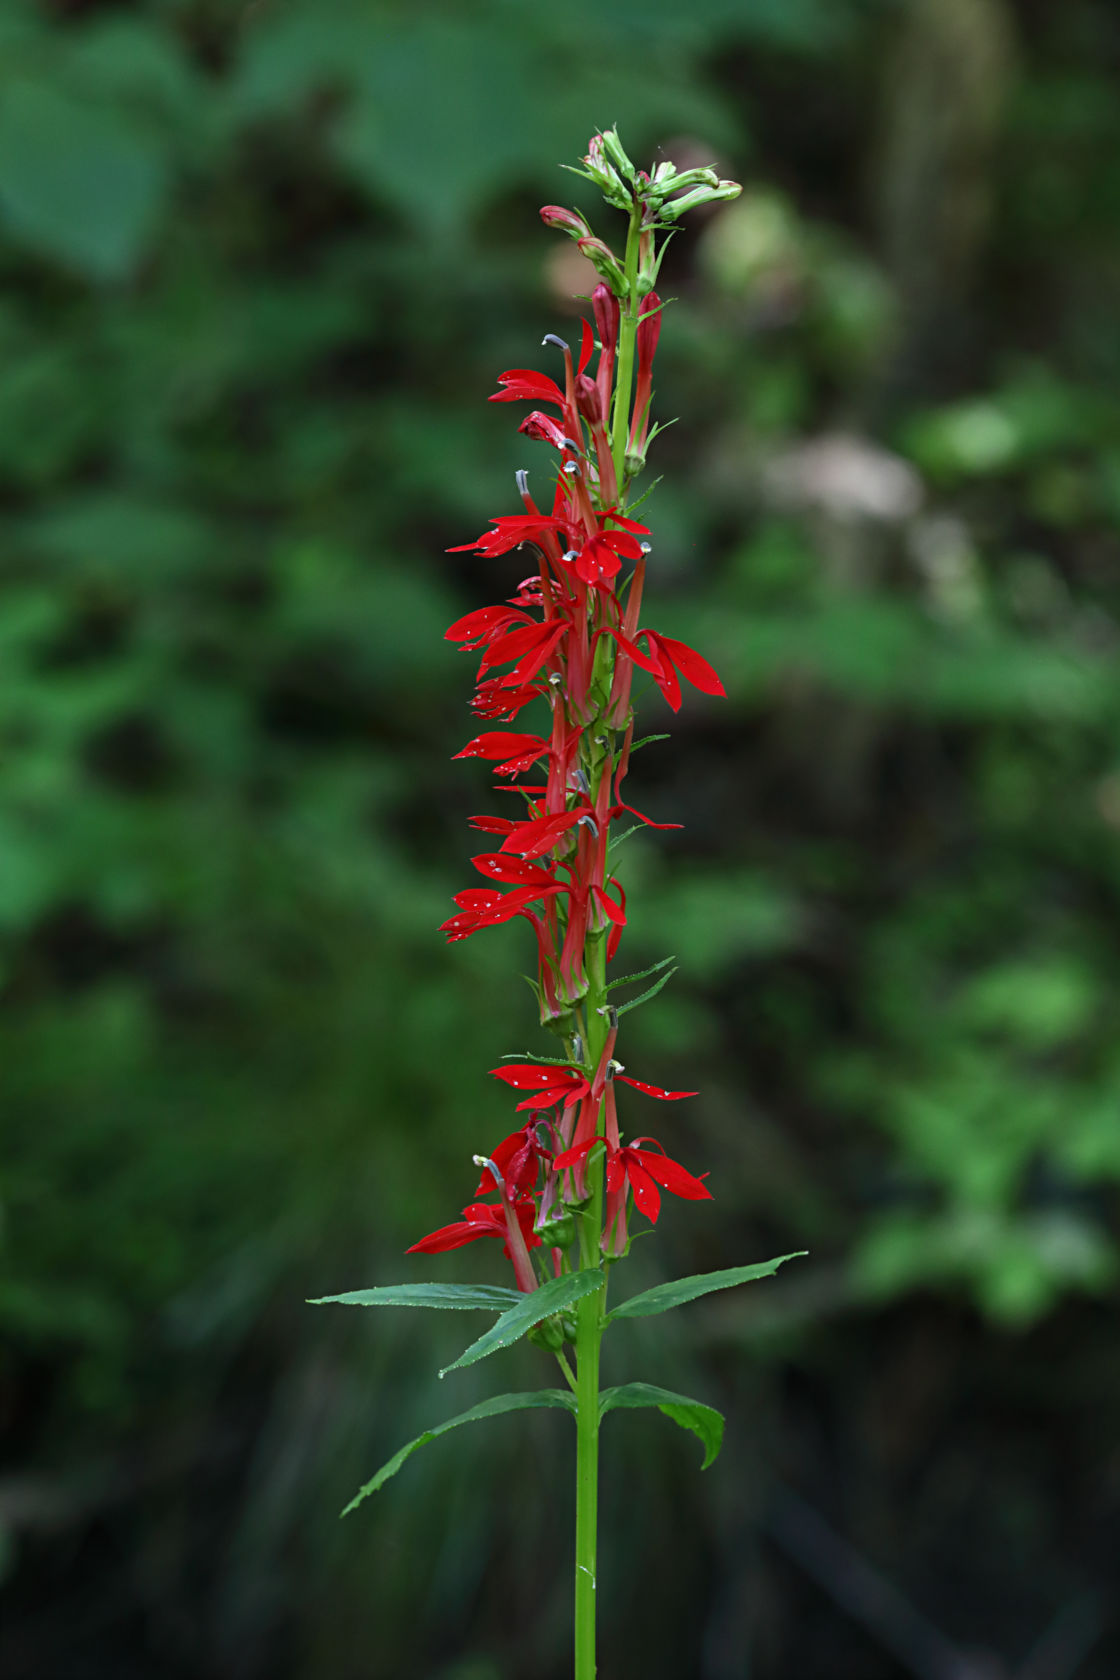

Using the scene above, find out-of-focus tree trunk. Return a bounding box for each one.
[873,0,1016,407]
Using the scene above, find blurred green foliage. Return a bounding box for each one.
[2,0,1120,1677]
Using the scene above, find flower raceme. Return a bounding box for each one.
[414,149,733,1291]
[316,132,762,1680]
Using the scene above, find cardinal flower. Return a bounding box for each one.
[407,1197,541,1293]
[554,1136,712,1256]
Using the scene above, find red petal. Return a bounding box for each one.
[593,883,626,927]
[454,732,548,762]
[500,809,586,856]
[492,1064,584,1091]
[518,410,568,448]
[501,621,568,687]
[630,1145,713,1201]
[615,1077,698,1100]
[625,1157,661,1222]
[471,853,556,888]
[553,1138,600,1170]
[639,634,681,711]
[451,888,503,911]
[608,627,663,678]
[578,318,594,377]
[406,1206,503,1253]
[574,535,622,586]
[602,529,643,561]
[651,633,725,698]
[490,369,565,407]
[614,800,684,832]
[603,511,650,535]
[445,605,528,644]
[468,815,516,834]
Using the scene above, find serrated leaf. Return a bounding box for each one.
[599,1382,724,1469]
[606,954,677,994]
[616,966,678,1017]
[440,1269,605,1377]
[607,823,644,857]
[342,1389,575,1516]
[309,1283,521,1312]
[607,1253,807,1322]
[500,1051,583,1068]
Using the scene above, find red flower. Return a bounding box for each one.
[553,1135,712,1256]
[492,1063,591,1111]
[606,1137,712,1222]
[607,627,726,712]
[473,1121,553,1199]
[444,604,531,646]
[448,513,569,558]
[499,808,589,857]
[489,369,566,408]
[407,1198,542,1293]
[453,732,551,777]
[439,884,561,941]
[518,410,572,450]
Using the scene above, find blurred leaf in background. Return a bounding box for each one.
[1,1,1119,1678]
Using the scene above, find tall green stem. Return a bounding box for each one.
[573,1271,601,1679]
[573,199,643,1680]
[573,846,610,1676]
[610,210,643,502]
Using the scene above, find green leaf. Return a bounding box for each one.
[599,1382,724,1469]
[440,1270,605,1378]
[0,74,167,279]
[607,823,644,857]
[342,1389,575,1516]
[607,1253,807,1322]
[499,1051,582,1068]
[309,1283,521,1312]
[627,733,671,754]
[606,954,677,994]
[616,966,678,1017]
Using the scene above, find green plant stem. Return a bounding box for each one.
[573,1271,601,1680]
[573,204,642,1674]
[610,208,643,501]
[574,923,609,1677]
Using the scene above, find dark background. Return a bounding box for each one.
[2,1,1119,1676]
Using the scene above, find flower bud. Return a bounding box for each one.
[599,126,637,185]
[661,166,720,194]
[576,236,628,294]
[659,179,743,221]
[575,373,602,424]
[536,1211,576,1248]
[583,134,632,210]
[636,292,662,373]
[592,283,620,359]
[539,204,592,240]
[528,1316,568,1354]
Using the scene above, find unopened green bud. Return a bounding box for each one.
[661,166,720,195]
[577,236,628,294]
[537,1212,577,1248]
[528,1316,567,1354]
[540,204,593,241]
[599,127,637,184]
[583,133,631,209]
[660,180,743,221]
